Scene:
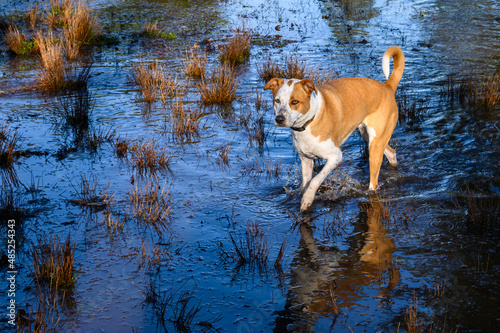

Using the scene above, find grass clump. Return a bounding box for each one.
[36,31,67,92]
[71,0,99,44]
[46,0,73,27]
[0,124,20,186]
[129,138,174,175]
[142,20,177,40]
[220,221,270,269]
[56,75,94,131]
[443,73,500,114]
[218,27,252,64]
[182,45,207,77]
[69,174,113,210]
[26,3,39,30]
[170,97,203,142]
[459,74,500,111]
[257,55,336,84]
[129,180,173,235]
[30,232,77,288]
[199,64,238,104]
[131,59,178,103]
[5,25,38,56]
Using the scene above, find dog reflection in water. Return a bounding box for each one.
[275,196,400,330]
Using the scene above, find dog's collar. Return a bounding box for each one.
[291,115,315,132]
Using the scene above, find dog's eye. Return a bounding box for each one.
[274,99,280,104]
[291,100,299,105]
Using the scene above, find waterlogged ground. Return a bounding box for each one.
[1,0,499,332]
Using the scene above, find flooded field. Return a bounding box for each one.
[0,0,499,332]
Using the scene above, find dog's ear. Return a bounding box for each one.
[299,79,315,96]
[264,78,284,95]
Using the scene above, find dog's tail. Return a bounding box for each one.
[382,46,405,92]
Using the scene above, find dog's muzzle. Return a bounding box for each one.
[275,115,286,125]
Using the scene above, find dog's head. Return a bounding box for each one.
[264,78,316,128]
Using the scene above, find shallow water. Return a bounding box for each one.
[1,0,499,332]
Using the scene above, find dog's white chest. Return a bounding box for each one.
[292,129,339,160]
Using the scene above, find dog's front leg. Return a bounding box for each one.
[299,155,313,191]
[300,151,342,211]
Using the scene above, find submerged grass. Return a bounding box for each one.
[30,232,77,289]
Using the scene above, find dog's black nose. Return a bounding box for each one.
[275,115,285,124]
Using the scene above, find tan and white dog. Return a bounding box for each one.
[264,46,405,211]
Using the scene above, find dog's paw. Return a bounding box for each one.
[300,193,314,211]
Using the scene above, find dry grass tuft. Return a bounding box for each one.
[71,1,99,44]
[36,31,68,92]
[220,221,270,268]
[256,59,284,81]
[171,97,203,142]
[101,210,124,233]
[18,299,61,333]
[46,0,73,27]
[129,179,173,235]
[129,138,174,175]
[218,26,252,64]
[404,302,423,333]
[113,135,132,159]
[5,24,38,56]
[63,22,81,60]
[459,74,500,111]
[182,45,207,77]
[26,3,39,30]
[199,64,238,104]
[444,73,500,113]
[142,20,177,40]
[69,174,113,209]
[257,55,336,84]
[30,232,77,288]
[131,60,179,103]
